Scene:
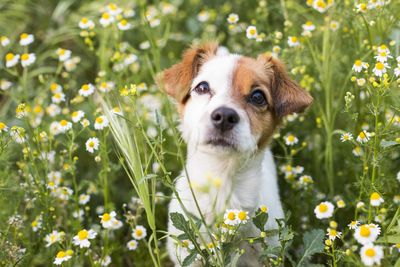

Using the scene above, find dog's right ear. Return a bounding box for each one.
[159,42,218,103]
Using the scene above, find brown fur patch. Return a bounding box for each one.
[160,42,218,114]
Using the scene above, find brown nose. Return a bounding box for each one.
[211,107,239,132]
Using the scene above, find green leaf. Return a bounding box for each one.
[297,229,325,267]
[170,212,190,232]
[377,234,400,244]
[182,250,197,266]
[252,209,269,232]
[380,140,398,148]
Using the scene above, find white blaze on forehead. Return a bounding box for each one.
[191,54,240,96]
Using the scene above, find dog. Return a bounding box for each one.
[160,42,312,266]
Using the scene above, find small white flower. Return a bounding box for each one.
[5,53,20,68]
[287,36,300,47]
[354,223,381,245]
[99,12,114,27]
[329,21,340,31]
[372,62,390,77]
[127,239,138,250]
[73,229,97,248]
[19,33,34,46]
[94,115,109,130]
[360,244,384,266]
[197,10,209,22]
[227,13,239,24]
[326,228,342,240]
[223,209,239,226]
[340,133,353,142]
[348,220,360,230]
[85,137,99,153]
[356,131,371,143]
[246,26,258,39]
[99,211,120,229]
[117,19,132,31]
[1,36,10,46]
[44,230,65,247]
[106,3,122,16]
[78,83,95,97]
[51,92,65,104]
[397,171,400,183]
[314,201,334,219]
[58,120,72,133]
[302,21,316,31]
[79,194,90,205]
[79,17,95,29]
[56,48,71,62]
[21,53,36,67]
[0,79,12,90]
[50,83,63,93]
[394,66,400,77]
[370,192,384,207]
[71,110,85,123]
[98,81,115,93]
[352,146,363,157]
[352,60,368,73]
[99,255,112,267]
[0,122,8,133]
[132,225,147,240]
[284,134,299,146]
[54,250,73,265]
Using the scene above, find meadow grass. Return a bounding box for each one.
[0,0,399,266]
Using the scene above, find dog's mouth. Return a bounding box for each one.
[205,136,237,149]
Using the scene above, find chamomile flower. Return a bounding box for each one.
[71,110,85,123]
[370,192,384,206]
[99,211,120,229]
[20,53,36,67]
[397,171,400,183]
[106,3,122,16]
[394,66,400,77]
[302,21,316,31]
[357,78,366,86]
[299,175,314,186]
[0,122,8,133]
[132,225,147,240]
[1,36,10,46]
[112,107,123,116]
[31,217,42,232]
[224,209,239,226]
[360,244,384,266]
[54,250,73,265]
[312,0,333,13]
[98,81,115,93]
[79,194,90,205]
[372,62,389,77]
[72,229,97,248]
[94,115,109,130]
[227,13,239,24]
[284,134,299,146]
[85,137,99,153]
[51,92,65,104]
[117,19,132,30]
[287,36,300,47]
[314,201,334,219]
[329,21,340,31]
[47,104,61,117]
[293,166,304,174]
[0,79,12,90]
[127,239,138,251]
[78,83,95,97]
[19,33,34,46]
[197,10,209,22]
[352,146,363,156]
[356,131,371,143]
[56,48,71,62]
[377,44,390,54]
[352,60,368,72]
[99,255,112,266]
[340,133,353,142]
[50,82,63,93]
[336,199,346,208]
[356,3,368,13]
[99,12,114,27]
[5,53,19,68]
[237,210,249,224]
[44,230,65,247]
[58,120,72,133]
[326,228,342,240]
[10,126,26,143]
[354,223,381,245]
[79,17,95,29]
[374,50,392,63]
[246,26,257,39]
[348,220,360,229]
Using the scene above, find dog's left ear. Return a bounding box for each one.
[258,54,313,117]
[159,42,218,103]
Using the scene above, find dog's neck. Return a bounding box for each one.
[185,146,265,210]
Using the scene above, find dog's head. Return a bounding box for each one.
[160,42,312,154]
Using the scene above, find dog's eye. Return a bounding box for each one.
[193,81,210,94]
[248,89,267,107]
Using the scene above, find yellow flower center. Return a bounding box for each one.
[380,51,387,57]
[329,229,337,236]
[354,60,362,66]
[316,0,326,8]
[50,234,56,242]
[72,111,79,118]
[359,3,367,10]
[359,132,366,139]
[60,120,68,126]
[120,19,128,26]
[66,249,74,256]
[81,17,88,24]
[318,203,328,213]
[56,251,67,259]
[50,83,58,91]
[20,33,28,40]
[365,248,375,257]
[102,213,111,222]
[102,12,110,19]
[0,122,6,130]
[6,53,14,61]
[238,211,247,221]
[370,192,380,200]
[108,3,117,10]
[21,54,29,61]
[101,82,107,88]
[306,21,313,26]
[96,117,103,124]
[48,181,55,187]
[375,62,384,70]
[82,84,89,91]
[227,211,236,220]
[260,205,268,213]
[290,37,298,43]
[360,225,371,237]
[135,229,143,236]
[287,135,295,142]
[58,49,65,55]
[31,221,38,227]
[77,230,88,240]
[249,28,256,35]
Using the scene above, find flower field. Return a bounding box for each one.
[0,0,400,266]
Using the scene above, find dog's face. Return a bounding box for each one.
[161,42,312,154]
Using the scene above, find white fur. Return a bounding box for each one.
[168,53,284,266]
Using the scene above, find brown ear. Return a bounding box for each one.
[258,54,313,117]
[160,42,218,103]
